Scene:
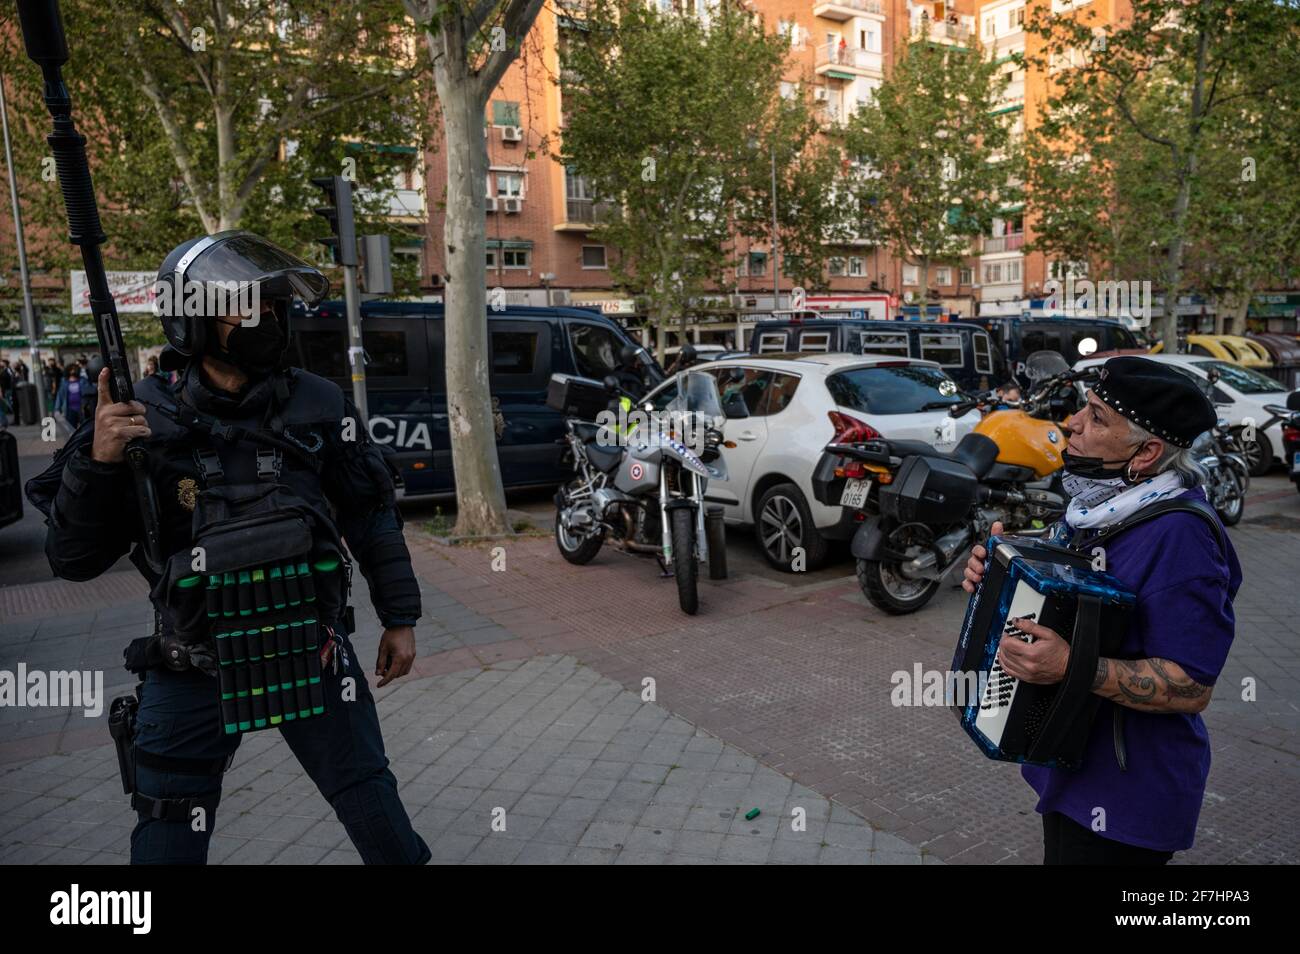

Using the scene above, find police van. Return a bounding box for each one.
[747,318,1006,392]
[290,300,658,496]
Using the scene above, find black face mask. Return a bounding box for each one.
[1060,445,1144,482]
[212,313,287,378]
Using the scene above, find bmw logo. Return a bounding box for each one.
[939,380,957,396]
[1047,430,1059,444]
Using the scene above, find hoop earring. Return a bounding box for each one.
[1126,464,1140,483]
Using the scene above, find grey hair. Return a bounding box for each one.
[1124,417,1209,488]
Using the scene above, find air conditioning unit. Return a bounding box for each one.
[549,289,572,307]
[813,88,829,102]
[502,126,523,142]
[729,294,747,309]
[503,196,522,213]
[485,196,498,212]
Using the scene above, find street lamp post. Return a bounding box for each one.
[770,144,779,307]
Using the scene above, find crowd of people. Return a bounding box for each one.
[0,352,171,430]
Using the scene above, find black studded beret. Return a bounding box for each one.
[1091,356,1216,448]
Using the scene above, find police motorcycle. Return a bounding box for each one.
[548,368,733,615]
[812,351,1093,615]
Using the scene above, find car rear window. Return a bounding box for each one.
[825,364,962,414]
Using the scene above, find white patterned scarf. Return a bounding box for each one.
[1062,469,1186,531]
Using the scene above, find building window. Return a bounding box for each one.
[503,248,530,269]
[495,172,524,198]
[1013,8,1025,28]
[849,257,865,277]
[902,264,919,286]
[984,263,1003,284]
[935,267,952,286]
[828,257,845,277]
[747,252,768,276]
[984,16,995,37]
[581,245,607,269]
[486,248,497,270]
[492,100,520,126]
[960,267,974,285]
[1007,260,1022,282]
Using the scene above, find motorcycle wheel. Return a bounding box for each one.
[670,506,699,615]
[554,489,605,565]
[856,558,941,615]
[1216,473,1245,527]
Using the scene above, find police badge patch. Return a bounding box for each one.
[177,478,197,512]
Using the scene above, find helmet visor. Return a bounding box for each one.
[183,232,330,306]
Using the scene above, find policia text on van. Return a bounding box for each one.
[290,301,661,496]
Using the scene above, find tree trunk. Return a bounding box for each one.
[435,47,510,537]
[918,255,929,321]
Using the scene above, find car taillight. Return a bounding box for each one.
[1284,425,1300,443]
[828,410,882,444]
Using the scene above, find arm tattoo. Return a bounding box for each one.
[1114,659,1157,705]
[1149,657,1211,700]
[1094,657,1212,711]
[1091,657,1109,691]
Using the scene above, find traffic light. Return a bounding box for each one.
[311,175,357,267]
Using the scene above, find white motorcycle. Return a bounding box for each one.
[548,370,734,614]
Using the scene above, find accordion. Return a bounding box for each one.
[952,536,1136,770]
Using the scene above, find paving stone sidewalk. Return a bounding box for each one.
[0,655,928,865]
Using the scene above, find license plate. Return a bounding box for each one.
[1292,451,1300,474]
[840,478,872,509]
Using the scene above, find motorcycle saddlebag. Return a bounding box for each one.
[877,454,977,525]
[547,373,610,420]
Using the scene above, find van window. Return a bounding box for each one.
[798,331,832,352]
[296,329,348,379]
[972,332,994,375]
[492,331,539,375]
[920,333,963,367]
[858,330,910,357]
[363,330,409,377]
[569,323,624,379]
[1110,327,1137,350]
[756,332,787,353]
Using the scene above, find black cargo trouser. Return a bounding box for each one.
[130,628,429,865]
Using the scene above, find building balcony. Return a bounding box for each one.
[815,43,883,78]
[556,197,615,230]
[358,187,426,220]
[813,0,884,22]
[981,233,1025,254]
[913,16,974,45]
[996,80,1025,110]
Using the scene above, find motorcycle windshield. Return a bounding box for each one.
[1024,349,1069,382]
[666,370,725,421]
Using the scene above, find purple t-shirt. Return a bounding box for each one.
[66,379,82,414]
[1021,488,1241,852]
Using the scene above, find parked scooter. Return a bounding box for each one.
[1197,418,1249,526]
[548,369,734,615]
[811,353,1095,614]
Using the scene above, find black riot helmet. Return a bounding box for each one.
[154,230,330,370]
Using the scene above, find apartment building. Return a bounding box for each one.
[418,0,994,341]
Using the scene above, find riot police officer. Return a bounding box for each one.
[28,231,429,865]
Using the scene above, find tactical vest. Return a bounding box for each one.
[139,370,351,735]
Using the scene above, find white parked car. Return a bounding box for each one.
[1073,353,1298,475]
[639,353,981,570]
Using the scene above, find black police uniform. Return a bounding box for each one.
[33,363,429,864]
[28,232,429,865]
